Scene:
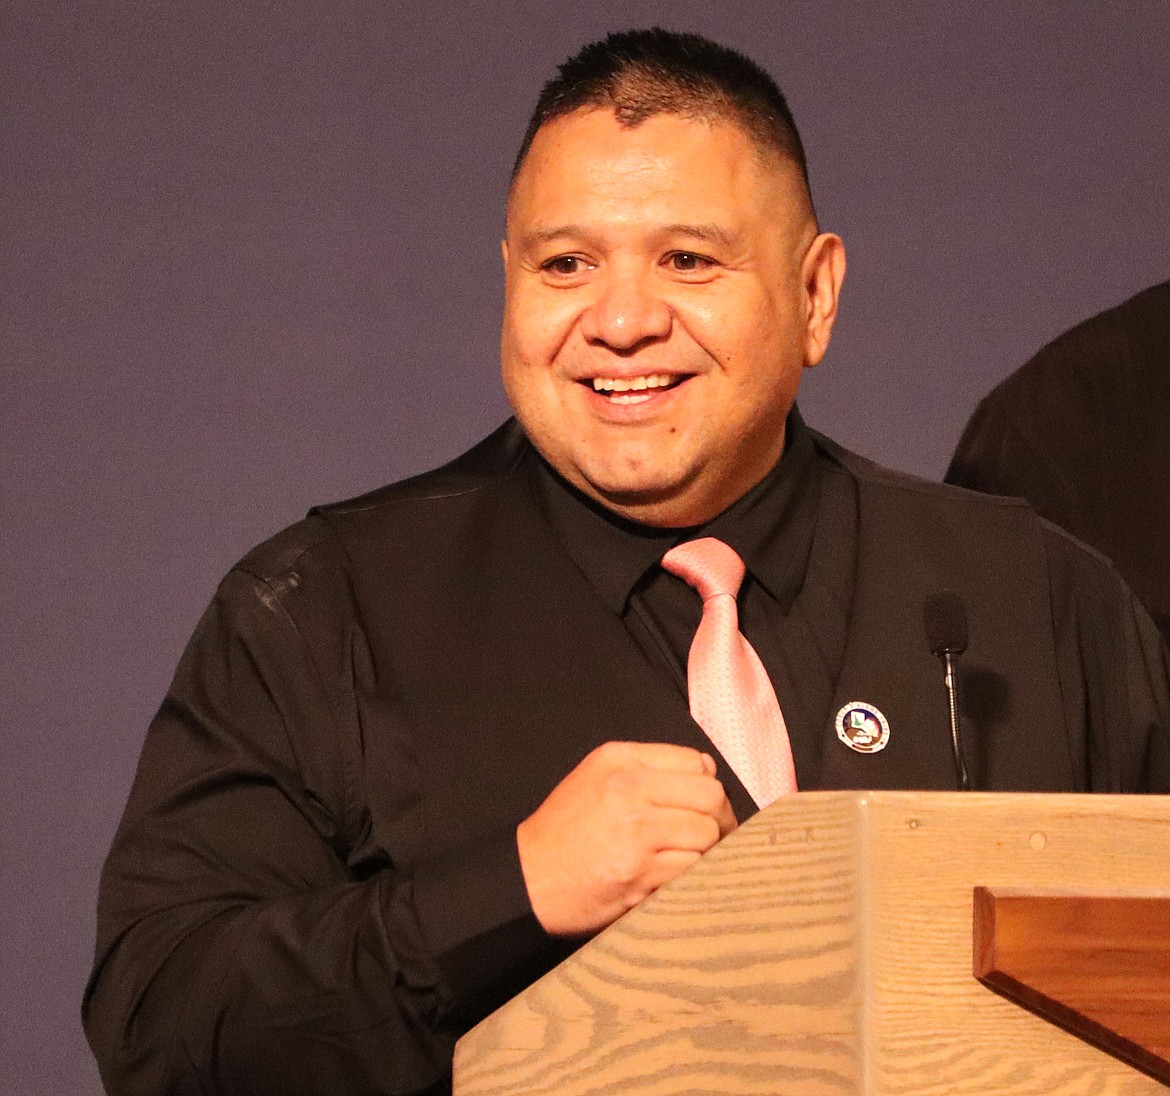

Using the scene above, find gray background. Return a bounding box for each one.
[4,2,1168,1091]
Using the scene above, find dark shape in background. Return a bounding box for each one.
[2,2,1168,1092]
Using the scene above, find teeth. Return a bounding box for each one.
[609,392,651,404]
[591,373,675,393]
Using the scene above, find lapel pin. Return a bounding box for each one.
[835,702,890,754]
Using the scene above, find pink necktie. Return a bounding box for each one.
[661,537,797,807]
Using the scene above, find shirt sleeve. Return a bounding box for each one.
[1044,523,1170,793]
[83,532,559,1096]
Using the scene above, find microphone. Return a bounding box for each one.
[923,590,970,791]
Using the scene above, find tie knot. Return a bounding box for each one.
[661,537,746,601]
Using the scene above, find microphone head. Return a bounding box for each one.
[924,590,969,656]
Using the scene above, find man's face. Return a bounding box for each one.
[501,108,844,527]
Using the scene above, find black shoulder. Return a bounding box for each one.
[810,427,1040,513]
[1034,510,1134,591]
[227,420,528,590]
[314,419,528,517]
[232,512,339,593]
[972,279,1170,413]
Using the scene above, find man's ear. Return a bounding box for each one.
[500,239,510,268]
[801,232,846,368]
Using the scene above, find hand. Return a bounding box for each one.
[516,741,737,937]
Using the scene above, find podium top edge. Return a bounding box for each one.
[754,789,1170,819]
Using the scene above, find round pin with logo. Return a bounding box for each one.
[835,702,890,754]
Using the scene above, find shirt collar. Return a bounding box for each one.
[527,406,822,614]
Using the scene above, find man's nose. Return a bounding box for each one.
[579,267,672,350]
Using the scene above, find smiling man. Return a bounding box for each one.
[85,28,1169,1096]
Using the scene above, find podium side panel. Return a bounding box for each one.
[454,793,869,1096]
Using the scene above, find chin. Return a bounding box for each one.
[580,466,682,503]
[582,474,703,526]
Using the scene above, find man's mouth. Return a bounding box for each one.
[587,373,686,404]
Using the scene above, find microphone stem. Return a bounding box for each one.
[943,652,970,791]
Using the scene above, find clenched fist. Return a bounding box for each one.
[516,741,737,936]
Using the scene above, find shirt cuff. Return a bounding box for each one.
[410,825,565,1023]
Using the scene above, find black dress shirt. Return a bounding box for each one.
[530,408,856,784]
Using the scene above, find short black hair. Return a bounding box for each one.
[512,28,812,195]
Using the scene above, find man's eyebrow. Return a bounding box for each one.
[515,223,741,250]
[515,225,592,250]
[658,223,740,249]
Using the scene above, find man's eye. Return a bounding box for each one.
[668,252,714,273]
[542,256,587,276]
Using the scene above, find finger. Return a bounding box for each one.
[642,768,731,815]
[643,806,723,854]
[648,770,737,837]
[599,741,714,774]
[716,796,738,837]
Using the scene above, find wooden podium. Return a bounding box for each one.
[454,792,1170,1094]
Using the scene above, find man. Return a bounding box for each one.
[84,29,1170,1096]
[946,279,1170,648]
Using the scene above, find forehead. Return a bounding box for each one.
[506,108,807,232]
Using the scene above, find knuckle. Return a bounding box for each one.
[607,765,644,800]
[600,845,645,891]
[591,740,632,770]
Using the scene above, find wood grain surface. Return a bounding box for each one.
[454,791,1170,1095]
